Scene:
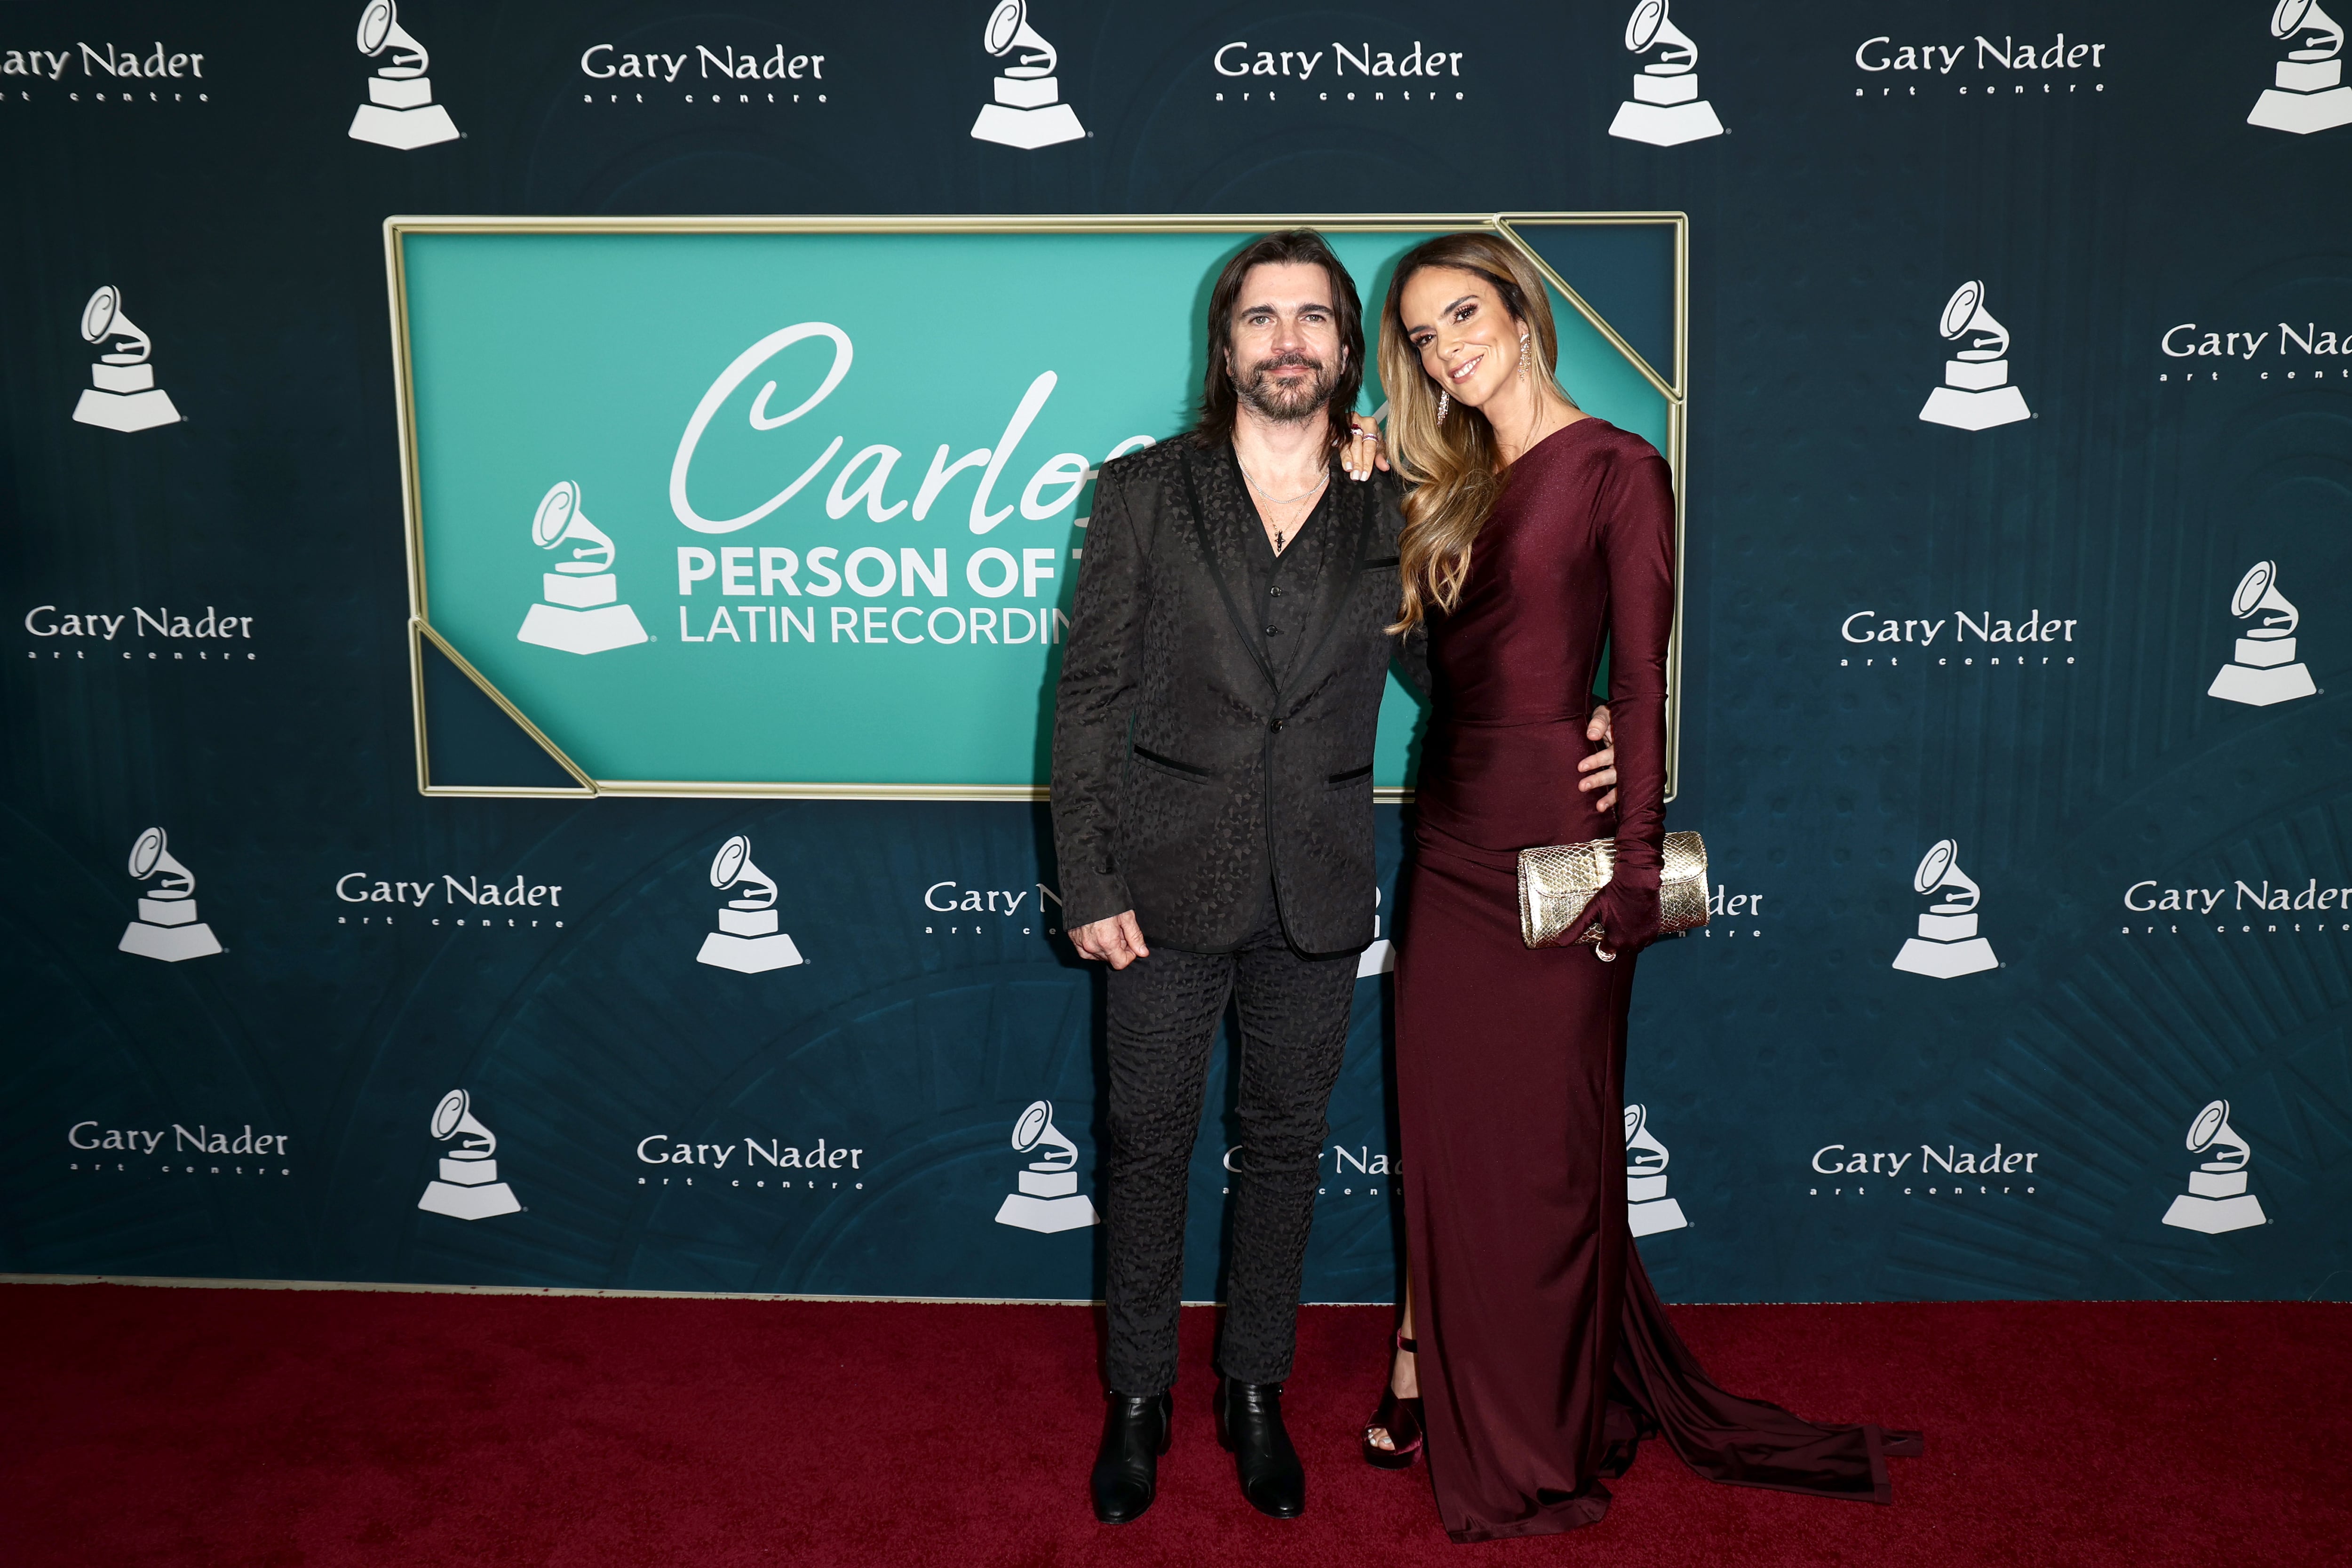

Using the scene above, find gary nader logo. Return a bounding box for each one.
[1699,880,1769,940]
[1211,34,1466,103]
[0,40,210,95]
[1811,1136,2042,1193]
[637,1129,866,1184]
[2123,873,2352,919]
[667,321,1152,653]
[1852,31,2108,93]
[923,877,1060,935]
[1840,605,2079,664]
[579,40,826,89]
[24,603,256,661]
[71,1119,288,1159]
[2159,318,2352,382]
[337,870,564,915]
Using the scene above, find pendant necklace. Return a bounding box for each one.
[1237,455,1327,557]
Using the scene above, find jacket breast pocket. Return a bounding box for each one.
[1324,762,1373,789]
[1133,745,1214,781]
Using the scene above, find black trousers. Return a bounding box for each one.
[1101,892,1359,1394]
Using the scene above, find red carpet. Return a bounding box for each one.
[3,1284,2344,1566]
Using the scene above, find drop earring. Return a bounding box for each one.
[1518,331,1531,375]
[1435,389,1450,422]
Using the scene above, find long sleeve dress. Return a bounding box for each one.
[1393,417,1919,1542]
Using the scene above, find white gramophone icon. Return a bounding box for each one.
[2249,0,2352,134]
[417,1089,523,1220]
[2161,1098,2269,1234]
[515,481,650,656]
[72,287,182,434]
[1623,1104,1690,1237]
[118,828,222,963]
[993,1099,1099,1233]
[2208,560,2318,707]
[1606,0,1725,146]
[1891,838,1999,979]
[694,836,805,974]
[348,0,461,150]
[1918,281,2033,430]
[969,0,1086,149]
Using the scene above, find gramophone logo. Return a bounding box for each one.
[1623,1104,1689,1236]
[1607,0,1725,146]
[71,287,181,434]
[694,835,805,973]
[1891,838,1998,979]
[2161,1099,2268,1234]
[417,1089,522,1220]
[2249,0,2352,134]
[118,828,222,963]
[2208,560,2318,707]
[1919,281,2032,430]
[348,0,460,149]
[970,0,1084,149]
[515,481,649,656]
[993,1099,1099,1233]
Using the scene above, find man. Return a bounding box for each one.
[1052,229,1620,1524]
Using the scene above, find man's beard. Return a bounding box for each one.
[1235,351,1334,423]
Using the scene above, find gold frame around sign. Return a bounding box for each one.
[385,212,1689,802]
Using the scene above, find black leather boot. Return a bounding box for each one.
[1090,1390,1172,1524]
[1216,1377,1305,1518]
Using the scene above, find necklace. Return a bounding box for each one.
[1236,456,1327,506]
[1235,455,1327,556]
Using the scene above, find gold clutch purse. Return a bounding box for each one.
[1517,831,1709,954]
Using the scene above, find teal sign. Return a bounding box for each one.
[391,219,1680,795]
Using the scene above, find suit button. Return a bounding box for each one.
[1269,718,1285,732]
[1264,625,1280,635]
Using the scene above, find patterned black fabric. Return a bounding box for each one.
[1100,888,1358,1394]
[1234,448,1340,686]
[1051,439,1424,955]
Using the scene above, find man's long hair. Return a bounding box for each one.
[1377,232,1572,631]
[1191,229,1365,456]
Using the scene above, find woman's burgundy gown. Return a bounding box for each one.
[1394,418,1918,1542]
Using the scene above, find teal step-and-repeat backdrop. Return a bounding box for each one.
[4,0,2349,1305]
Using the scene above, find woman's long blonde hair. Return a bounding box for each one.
[1378,234,1571,631]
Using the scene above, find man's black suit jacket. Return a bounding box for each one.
[1051,438,1422,956]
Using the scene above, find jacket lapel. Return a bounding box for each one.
[1283,470,1378,695]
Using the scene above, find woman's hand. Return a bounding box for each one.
[1579,703,1618,813]
[1341,412,1391,482]
[1578,876,1662,960]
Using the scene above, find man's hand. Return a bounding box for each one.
[1579,703,1619,813]
[1072,910,1151,970]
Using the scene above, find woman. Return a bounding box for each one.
[1357,233,1918,1541]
